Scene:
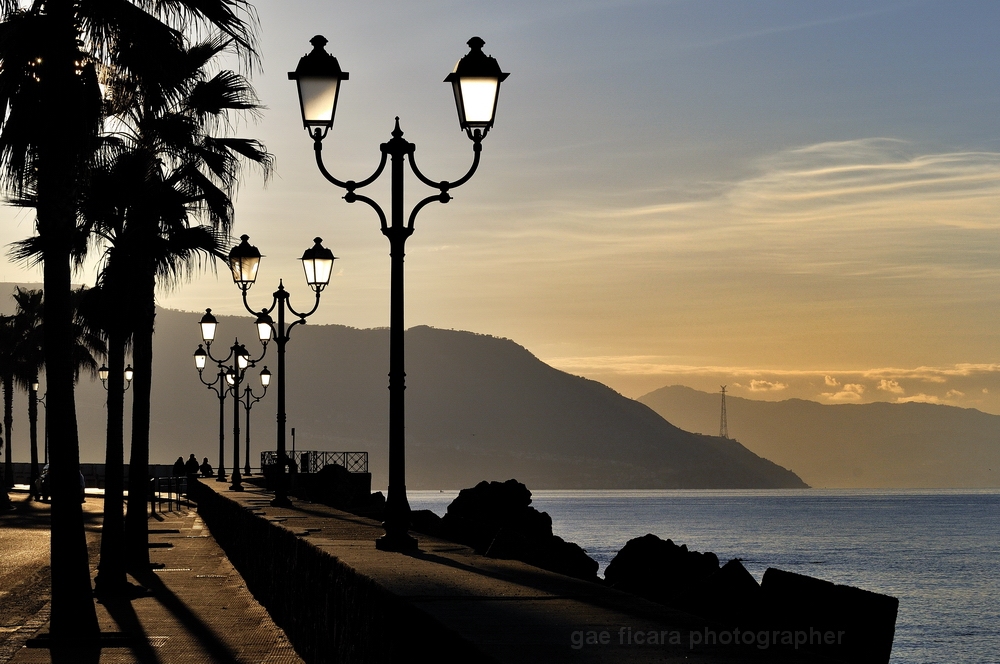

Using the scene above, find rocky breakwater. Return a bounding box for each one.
[604,534,898,664]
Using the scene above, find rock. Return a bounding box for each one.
[685,558,761,624]
[310,463,354,507]
[604,533,720,605]
[440,479,599,582]
[760,568,898,664]
[409,509,443,536]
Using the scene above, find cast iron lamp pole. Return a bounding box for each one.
[31,382,48,465]
[238,367,270,476]
[226,235,335,507]
[290,35,509,550]
[29,378,47,492]
[194,343,230,482]
[223,354,268,489]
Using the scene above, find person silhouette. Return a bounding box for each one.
[172,456,185,477]
[185,454,200,476]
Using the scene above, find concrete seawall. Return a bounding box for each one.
[190,480,831,663]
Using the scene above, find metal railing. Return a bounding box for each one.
[260,450,368,474]
[150,476,194,514]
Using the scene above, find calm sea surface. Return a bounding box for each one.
[408,489,1000,664]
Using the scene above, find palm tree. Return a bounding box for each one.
[0,0,259,648]
[0,313,17,489]
[11,287,45,490]
[0,287,99,492]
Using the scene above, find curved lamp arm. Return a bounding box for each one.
[204,344,235,365]
[314,133,388,192]
[242,289,278,318]
[408,137,482,192]
[285,289,322,320]
[408,192,451,231]
[344,191,388,231]
[198,367,227,397]
[243,383,268,407]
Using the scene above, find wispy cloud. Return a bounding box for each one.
[726,139,1000,231]
[749,379,787,392]
[896,394,943,405]
[877,379,905,394]
[484,139,1000,287]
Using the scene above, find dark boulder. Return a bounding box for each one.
[409,509,443,536]
[311,463,354,507]
[760,567,898,664]
[684,558,761,624]
[604,533,720,604]
[440,479,599,582]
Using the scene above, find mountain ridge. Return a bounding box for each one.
[638,384,1000,488]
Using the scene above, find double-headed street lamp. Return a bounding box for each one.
[226,235,335,507]
[194,322,268,491]
[290,35,508,550]
[231,365,270,476]
[98,365,134,391]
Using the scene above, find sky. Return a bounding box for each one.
[5,0,1000,411]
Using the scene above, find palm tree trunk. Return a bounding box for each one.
[95,330,128,593]
[36,0,100,649]
[3,374,11,489]
[39,234,101,648]
[125,270,155,573]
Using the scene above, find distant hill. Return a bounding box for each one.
[639,385,1000,488]
[1,282,805,489]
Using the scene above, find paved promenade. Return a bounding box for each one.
[0,489,301,664]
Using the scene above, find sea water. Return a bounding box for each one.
[408,489,1000,664]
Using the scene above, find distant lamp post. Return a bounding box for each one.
[195,320,267,491]
[227,234,335,507]
[291,35,508,550]
[237,366,270,476]
[28,377,46,490]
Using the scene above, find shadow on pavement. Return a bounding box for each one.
[99,595,162,664]
[132,571,242,664]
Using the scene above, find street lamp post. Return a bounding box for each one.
[194,344,230,483]
[29,377,47,490]
[290,35,508,550]
[195,325,268,491]
[238,367,270,476]
[226,235,335,507]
